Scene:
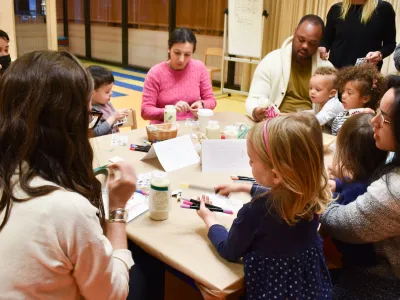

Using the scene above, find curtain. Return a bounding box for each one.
[241,0,399,91]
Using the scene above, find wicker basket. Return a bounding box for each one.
[146,123,178,141]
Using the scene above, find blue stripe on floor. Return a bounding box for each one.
[114,80,144,92]
[112,71,145,82]
[123,68,148,75]
[112,91,128,98]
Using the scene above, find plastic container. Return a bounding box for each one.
[149,172,171,221]
[198,109,214,132]
[164,105,177,123]
[224,126,238,139]
[206,120,221,139]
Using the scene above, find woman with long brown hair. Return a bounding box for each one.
[0,51,136,299]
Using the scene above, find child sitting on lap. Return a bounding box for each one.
[197,113,332,299]
[87,65,128,136]
[310,67,343,127]
[327,113,388,266]
[331,64,385,136]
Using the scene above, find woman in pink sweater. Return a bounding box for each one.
[141,28,216,124]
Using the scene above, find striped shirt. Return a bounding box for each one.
[331,108,366,136]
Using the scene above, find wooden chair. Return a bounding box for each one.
[204,47,223,83]
[121,108,137,130]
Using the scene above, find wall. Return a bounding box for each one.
[91,25,122,62]
[68,23,85,56]
[0,0,18,60]
[15,18,48,57]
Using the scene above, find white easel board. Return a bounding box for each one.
[228,0,264,58]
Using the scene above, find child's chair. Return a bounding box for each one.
[204,47,223,83]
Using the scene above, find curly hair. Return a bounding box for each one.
[337,64,386,110]
[313,67,338,88]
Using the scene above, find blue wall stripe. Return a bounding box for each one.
[112,91,128,98]
[112,71,145,82]
[114,81,144,92]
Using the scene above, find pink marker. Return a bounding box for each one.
[180,204,233,215]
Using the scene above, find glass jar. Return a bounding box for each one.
[149,172,171,221]
[164,105,177,123]
[206,120,221,139]
[224,125,238,139]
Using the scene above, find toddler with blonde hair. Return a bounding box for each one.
[197,113,332,299]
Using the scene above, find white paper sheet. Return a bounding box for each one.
[111,134,128,146]
[141,135,200,172]
[102,189,149,222]
[206,193,244,213]
[201,139,250,173]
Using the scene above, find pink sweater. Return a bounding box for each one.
[141,59,216,123]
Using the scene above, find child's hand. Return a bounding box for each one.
[113,109,129,120]
[196,195,218,228]
[214,183,252,197]
[328,179,336,192]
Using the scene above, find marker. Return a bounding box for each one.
[136,189,149,196]
[130,144,151,152]
[182,199,223,210]
[180,204,233,215]
[230,176,256,182]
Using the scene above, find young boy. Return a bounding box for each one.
[309,67,343,126]
[87,65,128,136]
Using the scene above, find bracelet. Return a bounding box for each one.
[108,208,127,223]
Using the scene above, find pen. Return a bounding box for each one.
[180,204,233,215]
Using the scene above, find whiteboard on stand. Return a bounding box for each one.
[228,0,264,58]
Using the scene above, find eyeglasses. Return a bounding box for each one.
[376,109,392,127]
[89,111,103,129]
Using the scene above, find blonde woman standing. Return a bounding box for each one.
[320,0,396,70]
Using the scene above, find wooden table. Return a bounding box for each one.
[90,112,336,299]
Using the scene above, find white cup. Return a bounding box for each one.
[197,109,214,133]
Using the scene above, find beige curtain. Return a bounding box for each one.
[241,0,399,91]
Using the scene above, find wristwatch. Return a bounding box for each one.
[108,208,127,223]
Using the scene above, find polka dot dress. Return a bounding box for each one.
[243,246,331,299]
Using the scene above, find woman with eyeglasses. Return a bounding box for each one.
[0,51,137,299]
[321,75,400,297]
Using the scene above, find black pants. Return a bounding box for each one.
[127,240,166,300]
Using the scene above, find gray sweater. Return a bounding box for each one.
[321,169,400,279]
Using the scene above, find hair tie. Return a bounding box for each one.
[371,78,377,90]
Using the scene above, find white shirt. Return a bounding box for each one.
[0,175,134,300]
[245,36,334,119]
[315,97,344,126]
